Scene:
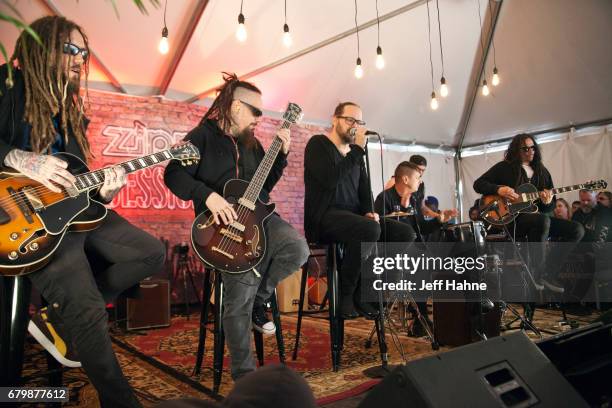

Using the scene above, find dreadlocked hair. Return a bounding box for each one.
[200,72,261,132]
[504,133,544,185]
[11,16,91,156]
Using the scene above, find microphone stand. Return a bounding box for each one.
[361,137,396,378]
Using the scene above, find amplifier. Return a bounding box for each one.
[116,279,171,330]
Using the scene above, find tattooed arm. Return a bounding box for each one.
[98,166,127,203]
[3,149,76,193]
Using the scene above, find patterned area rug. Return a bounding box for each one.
[18,305,602,407]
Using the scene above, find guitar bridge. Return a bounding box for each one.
[212,246,234,260]
[220,228,243,243]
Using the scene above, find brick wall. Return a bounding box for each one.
[85,90,329,252]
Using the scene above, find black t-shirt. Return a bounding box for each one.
[332,148,361,213]
[572,205,612,242]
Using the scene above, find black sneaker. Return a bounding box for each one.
[252,304,276,335]
[28,307,81,368]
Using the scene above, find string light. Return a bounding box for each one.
[426,0,437,110]
[353,0,363,78]
[375,0,385,70]
[282,0,292,47]
[435,0,448,97]
[158,0,169,54]
[482,79,490,96]
[430,91,439,110]
[488,0,500,86]
[236,0,247,43]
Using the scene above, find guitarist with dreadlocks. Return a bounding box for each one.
[164,73,308,380]
[474,133,585,293]
[0,16,165,407]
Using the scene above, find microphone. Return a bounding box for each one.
[349,128,384,141]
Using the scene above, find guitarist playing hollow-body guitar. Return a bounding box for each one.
[164,73,308,381]
[473,133,586,293]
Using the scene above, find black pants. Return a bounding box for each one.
[28,210,166,408]
[319,209,417,299]
[512,213,585,277]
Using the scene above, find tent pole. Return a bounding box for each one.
[453,153,464,222]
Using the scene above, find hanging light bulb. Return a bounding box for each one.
[236,13,247,42]
[482,79,490,96]
[492,67,500,86]
[375,46,385,70]
[430,91,439,110]
[354,57,363,79]
[158,26,169,54]
[440,76,449,97]
[282,23,292,47]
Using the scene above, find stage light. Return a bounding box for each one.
[430,92,439,110]
[236,13,247,42]
[376,46,385,70]
[482,79,490,96]
[354,57,363,79]
[282,24,292,47]
[492,67,500,86]
[440,76,449,97]
[158,27,169,54]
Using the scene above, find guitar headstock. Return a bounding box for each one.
[170,141,200,166]
[584,179,608,191]
[282,102,303,125]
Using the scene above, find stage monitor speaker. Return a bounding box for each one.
[358,331,588,408]
[116,279,170,330]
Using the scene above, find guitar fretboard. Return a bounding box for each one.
[75,150,175,191]
[242,120,292,203]
[522,183,597,202]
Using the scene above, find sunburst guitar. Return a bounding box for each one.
[0,142,199,276]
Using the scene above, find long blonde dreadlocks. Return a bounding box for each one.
[10,16,91,156]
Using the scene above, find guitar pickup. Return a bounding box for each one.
[229,221,245,232]
[238,198,255,211]
[8,187,33,224]
[212,246,234,260]
[220,228,243,243]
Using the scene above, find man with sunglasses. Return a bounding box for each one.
[474,133,584,292]
[164,73,308,380]
[0,16,166,407]
[304,102,416,318]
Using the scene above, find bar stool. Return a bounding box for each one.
[192,269,286,394]
[292,243,345,371]
[0,276,63,387]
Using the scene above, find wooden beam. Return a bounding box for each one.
[184,0,428,103]
[38,0,128,94]
[158,0,209,95]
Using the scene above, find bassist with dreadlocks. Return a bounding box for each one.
[164,73,309,380]
[0,16,165,407]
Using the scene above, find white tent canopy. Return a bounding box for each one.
[2,0,610,147]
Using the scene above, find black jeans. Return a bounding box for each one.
[28,210,166,408]
[319,209,417,299]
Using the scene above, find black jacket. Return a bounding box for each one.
[163,119,288,216]
[473,160,555,213]
[303,134,373,242]
[0,65,89,166]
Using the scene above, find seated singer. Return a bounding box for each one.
[304,102,416,319]
[164,73,308,380]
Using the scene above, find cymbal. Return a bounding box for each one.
[383,211,414,218]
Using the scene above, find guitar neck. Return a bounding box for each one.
[75,150,175,191]
[242,119,292,202]
[523,183,592,202]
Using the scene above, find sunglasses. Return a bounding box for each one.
[337,116,366,127]
[520,145,536,152]
[63,42,89,60]
[239,100,263,117]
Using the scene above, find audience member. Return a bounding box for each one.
[571,200,581,214]
[469,206,480,222]
[553,197,571,220]
[597,191,611,208]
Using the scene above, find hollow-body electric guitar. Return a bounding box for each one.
[191,102,303,274]
[479,179,607,226]
[0,142,199,276]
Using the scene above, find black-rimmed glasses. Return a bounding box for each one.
[336,116,366,127]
